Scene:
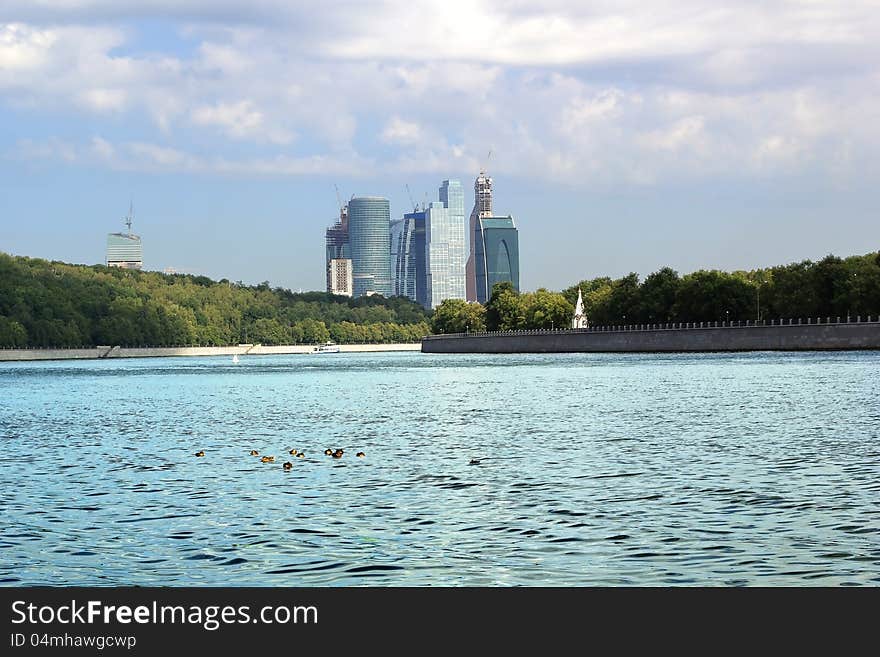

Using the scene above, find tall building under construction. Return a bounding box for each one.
[106,205,143,270]
[325,204,353,297]
[465,171,493,301]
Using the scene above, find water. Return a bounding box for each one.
[1,351,878,586]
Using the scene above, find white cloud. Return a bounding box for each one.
[191,100,293,144]
[381,117,421,144]
[1,2,878,186]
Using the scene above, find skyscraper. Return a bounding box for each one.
[424,179,466,308]
[106,205,142,270]
[348,196,392,297]
[465,171,493,301]
[391,211,425,302]
[473,215,519,304]
[325,204,352,296]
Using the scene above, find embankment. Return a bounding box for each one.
[0,343,421,362]
[421,319,880,353]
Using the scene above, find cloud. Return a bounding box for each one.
[381,117,421,144]
[1,2,878,186]
[191,100,293,144]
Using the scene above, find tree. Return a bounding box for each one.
[638,268,680,322]
[485,282,526,331]
[522,289,573,329]
[431,299,486,334]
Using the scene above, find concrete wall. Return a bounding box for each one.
[0,343,421,362]
[422,322,880,354]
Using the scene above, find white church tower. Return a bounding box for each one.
[572,288,588,329]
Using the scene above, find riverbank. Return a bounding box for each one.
[0,343,421,362]
[422,318,880,353]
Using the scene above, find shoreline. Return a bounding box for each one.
[0,343,421,362]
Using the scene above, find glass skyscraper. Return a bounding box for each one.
[348,196,392,297]
[391,210,426,302]
[425,179,466,308]
[473,216,519,304]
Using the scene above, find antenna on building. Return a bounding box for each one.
[405,184,418,212]
[124,200,134,235]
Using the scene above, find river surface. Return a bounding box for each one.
[1,351,878,586]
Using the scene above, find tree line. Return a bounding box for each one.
[431,252,880,334]
[0,253,431,348]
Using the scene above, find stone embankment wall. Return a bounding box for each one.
[421,320,880,354]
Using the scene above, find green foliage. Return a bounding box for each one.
[563,251,880,324]
[485,283,573,331]
[0,253,431,347]
[431,299,487,334]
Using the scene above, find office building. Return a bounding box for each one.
[348,196,392,297]
[424,179,466,308]
[106,205,142,270]
[391,211,425,302]
[473,215,519,304]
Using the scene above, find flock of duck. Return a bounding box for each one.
[193,446,365,471]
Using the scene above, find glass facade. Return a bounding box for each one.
[425,179,466,308]
[106,232,143,270]
[348,196,392,298]
[391,211,428,305]
[391,215,416,300]
[474,216,520,304]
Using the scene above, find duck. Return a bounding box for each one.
[332,450,343,459]
[249,450,259,456]
[356,452,365,458]
[260,455,275,463]
[282,461,293,470]
[194,450,205,457]
[296,453,305,458]
[289,449,298,456]
[324,448,333,456]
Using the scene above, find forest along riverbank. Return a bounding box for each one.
[0,343,421,362]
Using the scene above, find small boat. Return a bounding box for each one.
[232,354,240,363]
[313,342,340,354]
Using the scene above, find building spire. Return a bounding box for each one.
[125,201,134,235]
[572,288,588,328]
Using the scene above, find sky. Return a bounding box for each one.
[1,1,878,292]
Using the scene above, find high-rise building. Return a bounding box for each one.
[465,171,493,301]
[391,211,425,302]
[473,215,519,304]
[348,196,392,297]
[424,179,466,309]
[325,204,352,296]
[106,205,143,270]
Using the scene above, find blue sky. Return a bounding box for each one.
[2,1,878,292]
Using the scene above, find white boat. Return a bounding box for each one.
[314,342,340,354]
[232,354,240,363]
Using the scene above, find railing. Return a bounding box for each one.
[426,315,880,340]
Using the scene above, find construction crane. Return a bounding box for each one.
[405,184,418,212]
[334,184,344,213]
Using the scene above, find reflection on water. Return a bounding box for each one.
[0,351,878,586]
